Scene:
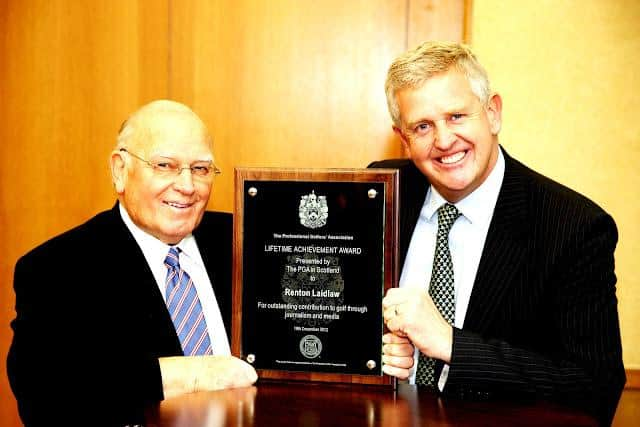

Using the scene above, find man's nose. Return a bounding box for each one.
[173,168,196,192]
[432,120,456,149]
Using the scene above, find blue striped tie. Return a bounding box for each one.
[164,247,213,356]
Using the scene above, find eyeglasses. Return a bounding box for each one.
[119,148,221,180]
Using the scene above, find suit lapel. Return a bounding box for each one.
[192,213,233,335]
[396,153,530,332]
[463,152,530,331]
[193,219,221,297]
[108,204,184,354]
[399,162,429,267]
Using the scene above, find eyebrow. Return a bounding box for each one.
[405,105,476,128]
[153,154,213,163]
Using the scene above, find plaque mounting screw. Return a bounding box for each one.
[367,189,377,199]
[248,187,258,197]
[366,360,376,370]
[246,354,256,364]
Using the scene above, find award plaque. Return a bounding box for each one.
[233,168,398,386]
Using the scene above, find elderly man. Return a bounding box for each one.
[373,42,625,425]
[8,100,256,426]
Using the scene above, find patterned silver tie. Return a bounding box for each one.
[416,203,460,386]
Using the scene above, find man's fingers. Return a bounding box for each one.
[382,363,411,380]
[382,354,414,369]
[382,287,409,308]
[233,358,258,387]
[385,316,409,337]
[383,306,397,322]
[383,342,414,357]
[228,356,258,386]
[382,333,411,344]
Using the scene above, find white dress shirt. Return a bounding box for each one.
[119,204,231,356]
[400,148,505,388]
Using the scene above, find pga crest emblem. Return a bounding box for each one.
[299,191,328,229]
[299,334,323,359]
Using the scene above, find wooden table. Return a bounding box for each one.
[144,382,597,426]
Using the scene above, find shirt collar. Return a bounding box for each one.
[422,147,505,224]
[118,203,197,263]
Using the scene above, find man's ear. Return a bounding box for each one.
[110,151,127,194]
[486,93,502,135]
[393,125,412,158]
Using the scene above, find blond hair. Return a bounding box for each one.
[385,41,491,127]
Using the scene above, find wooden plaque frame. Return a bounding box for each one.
[232,167,398,386]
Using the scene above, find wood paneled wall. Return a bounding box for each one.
[170,0,468,211]
[0,2,170,425]
[0,1,467,424]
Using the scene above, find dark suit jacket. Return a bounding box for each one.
[370,148,625,425]
[7,203,232,426]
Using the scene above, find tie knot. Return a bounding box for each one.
[437,203,460,232]
[165,247,181,269]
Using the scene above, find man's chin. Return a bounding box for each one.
[158,225,195,245]
[431,179,475,202]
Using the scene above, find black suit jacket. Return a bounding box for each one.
[370,148,625,425]
[7,204,233,426]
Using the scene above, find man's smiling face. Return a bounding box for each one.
[394,68,502,203]
[116,109,214,244]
